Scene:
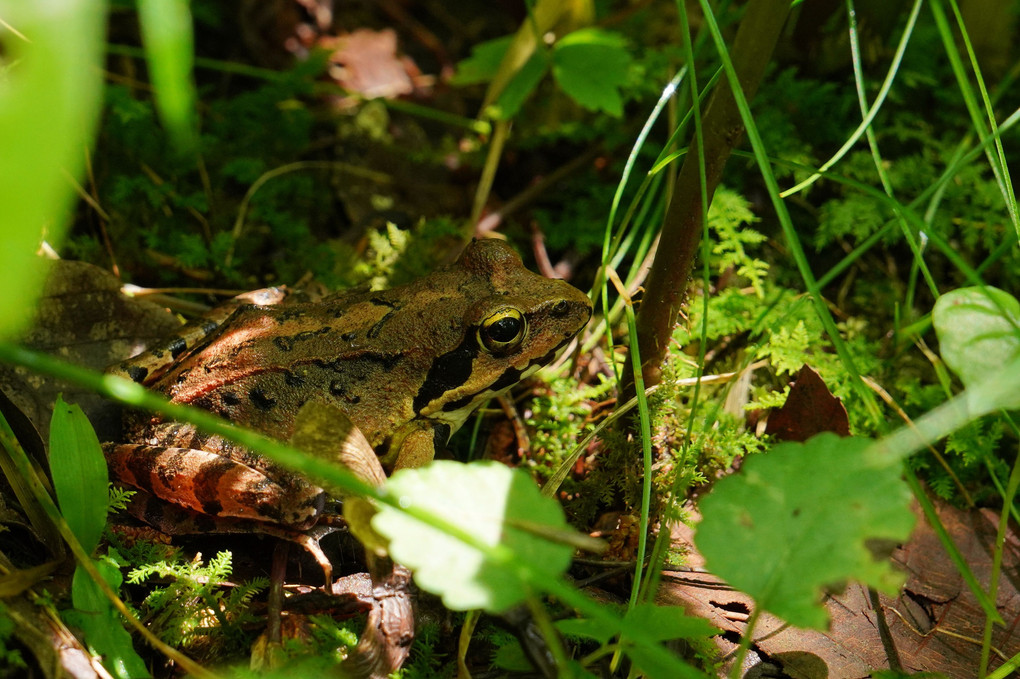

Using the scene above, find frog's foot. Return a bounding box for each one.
[341,556,414,679]
[104,442,325,527]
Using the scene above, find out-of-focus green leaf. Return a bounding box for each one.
[933,286,1020,409]
[138,0,197,151]
[49,396,108,555]
[372,461,574,613]
[452,35,514,86]
[493,50,550,120]
[0,1,107,339]
[552,28,631,116]
[479,0,594,111]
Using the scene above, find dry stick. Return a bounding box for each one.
[621,0,791,399]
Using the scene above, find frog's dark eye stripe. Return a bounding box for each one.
[477,307,527,355]
[413,335,479,414]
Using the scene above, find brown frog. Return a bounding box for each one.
[104,238,592,532]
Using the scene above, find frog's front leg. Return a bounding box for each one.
[104,443,326,528]
[387,421,450,471]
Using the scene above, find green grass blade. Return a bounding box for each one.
[137,0,197,152]
[696,0,882,422]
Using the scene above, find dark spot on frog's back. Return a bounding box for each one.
[274,336,294,352]
[329,379,361,404]
[284,370,306,387]
[274,309,304,323]
[126,365,148,383]
[168,337,189,359]
[249,387,277,411]
[221,390,241,407]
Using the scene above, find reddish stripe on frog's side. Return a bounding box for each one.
[103,443,321,527]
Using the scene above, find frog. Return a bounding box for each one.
[103,238,592,535]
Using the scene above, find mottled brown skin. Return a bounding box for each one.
[105,239,592,529]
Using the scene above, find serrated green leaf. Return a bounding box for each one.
[49,396,108,555]
[67,558,151,679]
[451,35,514,86]
[372,461,573,613]
[556,605,716,678]
[621,604,719,644]
[695,434,915,629]
[552,28,631,116]
[138,0,197,151]
[933,286,1020,409]
[493,50,550,120]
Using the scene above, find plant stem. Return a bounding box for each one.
[622,0,790,399]
[979,437,1020,677]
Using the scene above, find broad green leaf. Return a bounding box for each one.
[552,28,631,116]
[932,286,1020,409]
[621,604,718,644]
[695,433,915,629]
[556,604,716,645]
[0,1,106,339]
[49,396,108,556]
[619,606,718,678]
[372,461,573,613]
[451,35,514,86]
[493,50,550,120]
[66,558,151,679]
[478,0,594,111]
[138,0,197,151]
[556,605,715,679]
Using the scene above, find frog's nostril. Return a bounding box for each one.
[551,300,570,316]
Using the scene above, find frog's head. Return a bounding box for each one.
[412,238,592,431]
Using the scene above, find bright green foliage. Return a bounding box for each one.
[484,626,534,672]
[49,397,147,672]
[933,287,1020,408]
[373,461,574,613]
[138,0,197,151]
[127,550,267,652]
[707,189,769,297]
[0,1,105,339]
[558,603,717,645]
[696,434,915,628]
[49,399,148,678]
[452,27,631,118]
[555,604,713,678]
[63,557,151,679]
[49,396,109,555]
[931,417,1006,502]
[552,29,632,117]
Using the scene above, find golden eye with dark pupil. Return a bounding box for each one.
[478,308,527,353]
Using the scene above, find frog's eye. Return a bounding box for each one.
[478,307,528,354]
